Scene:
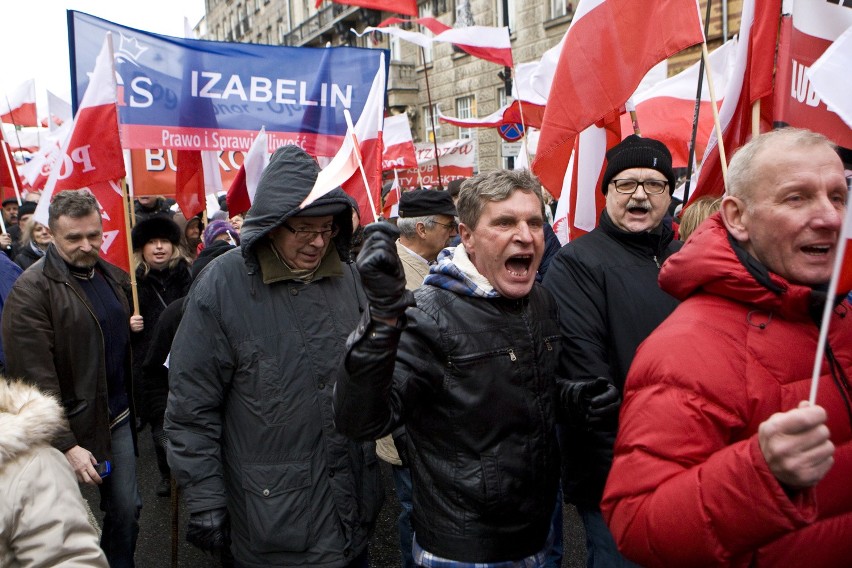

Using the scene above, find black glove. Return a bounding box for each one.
[357,222,415,320]
[575,377,621,426]
[186,508,230,552]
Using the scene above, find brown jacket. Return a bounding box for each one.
[1,245,135,462]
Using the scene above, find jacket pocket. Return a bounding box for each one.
[241,462,312,553]
[257,356,297,426]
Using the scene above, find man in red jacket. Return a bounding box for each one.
[602,127,852,567]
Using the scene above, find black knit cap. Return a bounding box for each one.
[398,189,457,218]
[131,216,182,250]
[601,135,676,196]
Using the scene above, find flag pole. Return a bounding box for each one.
[751,99,761,137]
[420,47,444,190]
[343,109,380,221]
[701,41,729,190]
[510,65,534,168]
[808,215,851,405]
[120,178,140,315]
[626,98,641,136]
[3,94,27,168]
[682,0,713,206]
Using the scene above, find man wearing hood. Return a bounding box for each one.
[602,128,852,566]
[335,170,575,565]
[165,146,383,567]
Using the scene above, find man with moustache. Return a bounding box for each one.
[335,169,571,565]
[542,135,681,567]
[603,128,852,566]
[2,190,142,567]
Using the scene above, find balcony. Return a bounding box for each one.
[284,4,359,47]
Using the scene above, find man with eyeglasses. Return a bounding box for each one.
[165,146,382,567]
[542,135,681,567]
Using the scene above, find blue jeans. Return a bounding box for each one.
[577,505,640,568]
[544,486,564,568]
[392,465,415,568]
[97,421,142,568]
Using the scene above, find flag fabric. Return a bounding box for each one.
[0,139,23,203]
[382,114,418,171]
[622,38,738,168]
[686,0,780,204]
[531,0,704,199]
[356,17,513,67]
[838,203,852,294]
[41,91,72,131]
[227,127,270,215]
[302,53,386,223]
[0,79,37,127]
[175,150,205,219]
[382,169,401,219]
[806,24,852,131]
[32,33,129,272]
[316,0,418,17]
[438,104,511,128]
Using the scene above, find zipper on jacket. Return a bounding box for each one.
[544,338,553,351]
[508,348,517,362]
[653,255,661,268]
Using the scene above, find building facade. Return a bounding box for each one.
[198,0,743,173]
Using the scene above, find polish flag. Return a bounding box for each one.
[175,150,223,218]
[316,0,418,17]
[382,169,402,219]
[32,33,129,272]
[41,90,73,131]
[302,53,385,223]
[622,38,738,168]
[838,204,852,295]
[438,104,511,128]
[227,127,269,215]
[0,79,37,127]
[686,0,780,204]
[382,114,417,171]
[0,130,23,203]
[803,15,852,139]
[532,0,704,199]
[358,17,513,68]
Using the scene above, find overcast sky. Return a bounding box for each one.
[1,0,206,115]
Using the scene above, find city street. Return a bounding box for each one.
[82,428,587,567]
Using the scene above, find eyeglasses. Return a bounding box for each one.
[282,221,339,243]
[611,179,669,195]
[432,220,458,232]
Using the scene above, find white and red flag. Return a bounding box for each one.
[0,79,37,127]
[686,0,780,204]
[302,53,386,222]
[41,90,73,131]
[0,129,23,203]
[227,126,270,216]
[623,38,738,168]
[806,23,852,132]
[316,0,418,17]
[382,114,417,171]
[382,169,402,219]
[357,17,513,67]
[531,0,704,199]
[175,150,223,219]
[33,33,129,272]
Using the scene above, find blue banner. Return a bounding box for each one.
[68,11,387,155]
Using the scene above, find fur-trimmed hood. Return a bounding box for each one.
[0,380,65,470]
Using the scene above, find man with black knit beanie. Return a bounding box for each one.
[542,134,681,567]
[2,190,141,567]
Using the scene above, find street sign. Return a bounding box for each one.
[498,122,524,142]
[501,140,523,158]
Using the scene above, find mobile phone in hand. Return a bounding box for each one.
[95,460,112,478]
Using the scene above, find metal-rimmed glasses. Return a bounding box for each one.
[432,219,458,232]
[282,221,339,243]
[610,179,669,195]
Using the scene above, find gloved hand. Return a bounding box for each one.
[357,222,415,320]
[186,508,230,552]
[576,377,621,426]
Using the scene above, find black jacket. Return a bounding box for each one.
[165,147,380,567]
[542,210,681,507]
[13,243,45,271]
[335,282,567,563]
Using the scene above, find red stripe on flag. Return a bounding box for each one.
[175,150,206,219]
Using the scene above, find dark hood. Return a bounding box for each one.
[239,145,354,273]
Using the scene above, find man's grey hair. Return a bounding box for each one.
[397,215,438,239]
[48,190,101,232]
[727,128,837,202]
[457,169,544,229]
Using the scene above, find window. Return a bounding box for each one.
[456,96,474,140]
[550,0,574,19]
[390,34,402,61]
[278,19,286,44]
[496,0,516,32]
[423,104,439,142]
[419,3,434,64]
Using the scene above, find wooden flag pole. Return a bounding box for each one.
[751,99,761,138]
[343,109,381,222]
[682,0,713,206]
[701,41,729,190]
[120,178,140,315]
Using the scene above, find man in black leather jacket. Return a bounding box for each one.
[335,170,620,566]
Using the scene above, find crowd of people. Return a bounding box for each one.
[0,127,850,568]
